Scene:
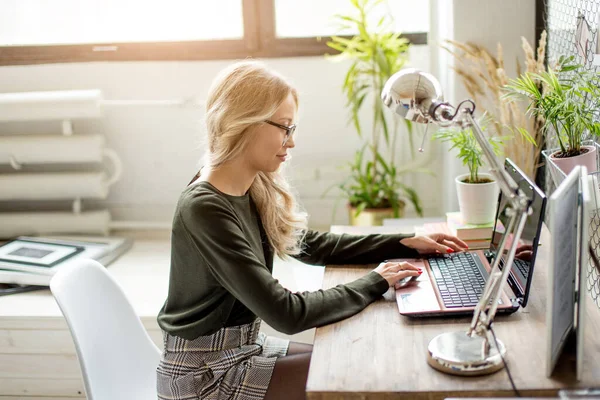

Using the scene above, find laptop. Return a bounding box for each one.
[394,158,547,317]
[545,166,589,380]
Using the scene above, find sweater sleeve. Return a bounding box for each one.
[292,230,420,266]
[180,193,391,335]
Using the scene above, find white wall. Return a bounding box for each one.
[430,0,536,212]
[0,0,536,231]
[0,47,439,231]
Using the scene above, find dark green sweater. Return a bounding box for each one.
[157,181,419,339]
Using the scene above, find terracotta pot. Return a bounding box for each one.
[549,145,597,176]
[455,173,499,225]
[348,201,405,226]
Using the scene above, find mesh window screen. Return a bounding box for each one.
[547,0,600,308]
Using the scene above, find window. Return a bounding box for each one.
[0,0,429,65]
[1,0,244,45]
[275,0,429,38]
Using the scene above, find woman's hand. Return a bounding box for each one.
[400,233,469,255]
[515,243,534,261]
[373,261,422,287]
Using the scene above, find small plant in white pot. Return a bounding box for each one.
[434,116,505,225]
[504,55,600,176]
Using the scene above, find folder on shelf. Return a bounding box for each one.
[0,235,133,295]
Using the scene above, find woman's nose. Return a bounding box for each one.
[285,134,296,148]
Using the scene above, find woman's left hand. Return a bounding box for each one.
[400,233,469,255]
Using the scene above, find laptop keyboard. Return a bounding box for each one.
[498,257,529,280]
[428,252,486,308]
[514,258,529,279]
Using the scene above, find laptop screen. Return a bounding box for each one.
[489,158,547,307]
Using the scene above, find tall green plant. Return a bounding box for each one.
[503,55,600,156]
[434,115,506,183]
[326,0,425,217]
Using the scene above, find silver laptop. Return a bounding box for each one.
[394,158,547,317]
[546,165,589,380]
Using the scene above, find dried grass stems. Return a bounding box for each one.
[442,31,547,180]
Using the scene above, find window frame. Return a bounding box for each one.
[0,0,428,66]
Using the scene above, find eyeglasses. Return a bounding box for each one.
[264,120,297,146]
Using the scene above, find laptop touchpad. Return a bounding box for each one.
[396,261,441,312]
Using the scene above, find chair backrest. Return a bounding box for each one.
[50,259,161,400]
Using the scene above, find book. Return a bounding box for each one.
[445,212,494,240]
[421,222,491,250]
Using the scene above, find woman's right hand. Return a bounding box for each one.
[373,261,422,287]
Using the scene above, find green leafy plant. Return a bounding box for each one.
[434,115,506,184]
[441,31,547,181]
[335,143,430,216]
[325,0,427,217]
[503,55,600,157]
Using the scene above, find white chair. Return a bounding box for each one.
[50,259,161,400]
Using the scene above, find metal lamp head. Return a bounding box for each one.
[381,68,445,124]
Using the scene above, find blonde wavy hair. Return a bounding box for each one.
[203,60,308,258]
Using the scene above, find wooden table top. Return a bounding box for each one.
[305,224,600,399]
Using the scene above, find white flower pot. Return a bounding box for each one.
[542,141,600,188]
[455,173,499,225]
[549,145,597,176]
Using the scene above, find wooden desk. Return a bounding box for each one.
[306,224,600,399]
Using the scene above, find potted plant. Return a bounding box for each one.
[325,0,428,226]
[504,55,600,176]
[434,115,504,224]
[442,31,547,182]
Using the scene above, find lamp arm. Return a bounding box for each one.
[462,111,519,195]
[467,209,529,339]
[455,110,532,338]
[485,209,529,320]
[380,69,539,374]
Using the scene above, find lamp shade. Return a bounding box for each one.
[381,68,445,124]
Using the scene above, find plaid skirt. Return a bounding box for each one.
[157,319,289,400]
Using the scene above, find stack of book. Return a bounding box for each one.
[422,212,495,250]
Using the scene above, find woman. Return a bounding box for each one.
[156,60,467,400]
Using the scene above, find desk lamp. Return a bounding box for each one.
[381,68,532,376]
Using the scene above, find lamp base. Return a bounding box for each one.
[427,331,506,376]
